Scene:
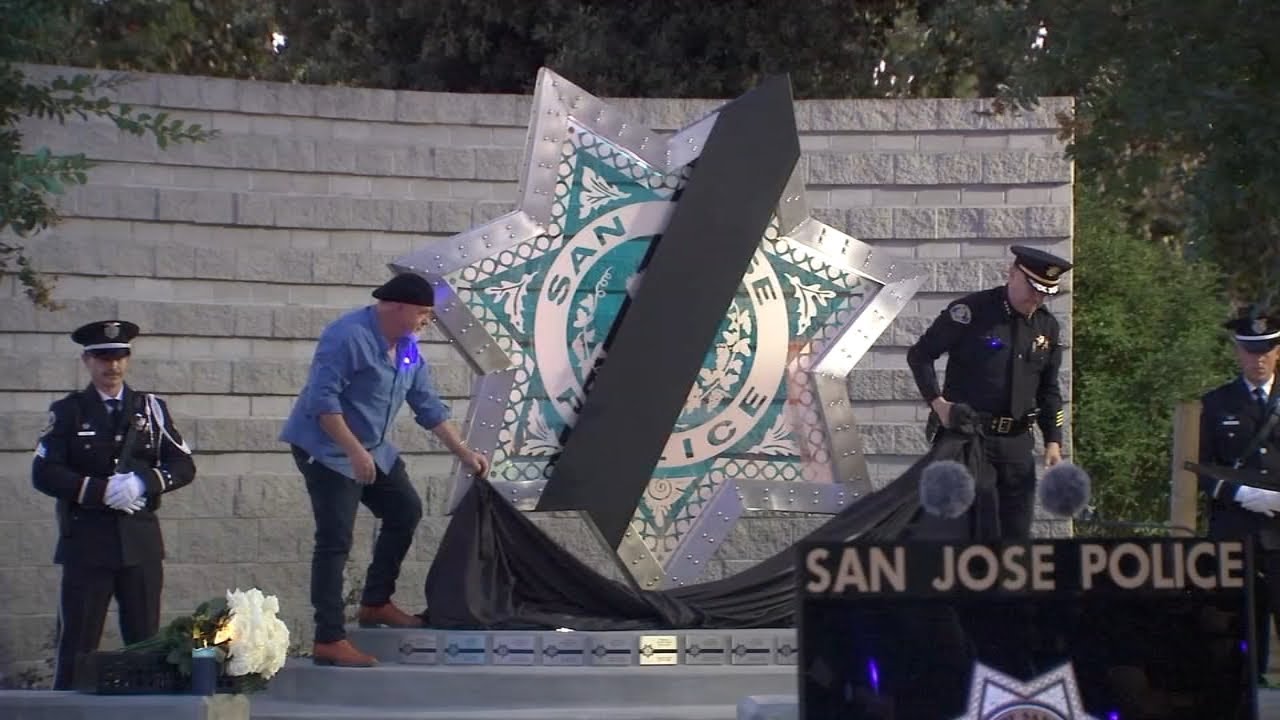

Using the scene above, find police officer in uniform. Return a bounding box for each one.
[906,245,1071,540]
[1197,307,1280,681]
[32,320,196,690]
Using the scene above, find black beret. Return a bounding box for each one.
[371,272,435,307]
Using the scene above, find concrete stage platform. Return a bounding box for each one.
[7,625,1279,719]
[251,626,797,720]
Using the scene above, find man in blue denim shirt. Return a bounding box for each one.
[280,272,488,667]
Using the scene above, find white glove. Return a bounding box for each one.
[105,472,145,512]
[125,496,147,514]
[1236,486,1280,517]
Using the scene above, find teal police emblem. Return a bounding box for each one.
[392,69,923,588]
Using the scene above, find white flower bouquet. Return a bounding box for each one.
[123,586,290,692]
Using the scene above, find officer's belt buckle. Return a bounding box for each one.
[994,416,1014,434]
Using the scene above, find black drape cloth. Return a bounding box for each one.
[422,432,988,630]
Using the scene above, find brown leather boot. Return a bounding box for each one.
[356,601,424,629]
[312,639,377,667]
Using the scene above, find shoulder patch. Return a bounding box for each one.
[34,441,46,458]
[949,303,972,325]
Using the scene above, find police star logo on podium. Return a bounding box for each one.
[392,68,923,589]
[955,662,1099,720]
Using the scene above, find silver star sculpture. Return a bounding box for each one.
[391,68,923,589]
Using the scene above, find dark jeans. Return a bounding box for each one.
[292,445,423,644]
[54,561,162,690]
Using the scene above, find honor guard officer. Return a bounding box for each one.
[907,245,1071,540]
[32,320,196,690]
[1198,307,1280,682]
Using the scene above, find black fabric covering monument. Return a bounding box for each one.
[422,433,986,630]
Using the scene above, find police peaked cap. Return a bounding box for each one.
[1224,306,1280,353]
[371,272,435,307]
[71,320,139,355]
[1011,245,1073,295]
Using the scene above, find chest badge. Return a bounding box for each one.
[1032,334,1050,352]
[949,303,972,325]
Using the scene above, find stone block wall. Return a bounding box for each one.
[0,64,1072,684]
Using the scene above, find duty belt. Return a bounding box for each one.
[981,414,1033,436]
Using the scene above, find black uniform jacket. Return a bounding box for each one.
[906,286,1065,444]
[32,384,196,567]
[1199,376,1280,549]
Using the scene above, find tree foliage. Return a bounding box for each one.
[1071,183,1235,524]
[269,0,953,99]
[901,0,1280,302]
[26,0,281,79]
[0,0,216,306]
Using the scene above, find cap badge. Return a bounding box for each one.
[1253,318,1268,334]
[1046,266,1061,279]
[104,322,120,339]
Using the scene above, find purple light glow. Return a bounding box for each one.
[399,335,422,369]
[867,658,880,694]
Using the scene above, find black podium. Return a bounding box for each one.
[798,538,1257,719]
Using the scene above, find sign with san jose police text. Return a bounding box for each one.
[798,539,1256,720]
[804,538,1247,597]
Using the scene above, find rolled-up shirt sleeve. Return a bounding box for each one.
[407,361,450,430]
[308,326,357,415]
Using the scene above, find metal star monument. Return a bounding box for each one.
[392,69,923,590]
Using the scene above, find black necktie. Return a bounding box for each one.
[106,398,120,421]
[1255,387,1268,414]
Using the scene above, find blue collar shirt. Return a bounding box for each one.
[279,306,450,479]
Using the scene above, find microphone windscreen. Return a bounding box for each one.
[1038,462,1092,517]
[919,460,976,518]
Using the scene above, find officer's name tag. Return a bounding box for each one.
[76,430,96,436]
[1221,419,1240,426]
